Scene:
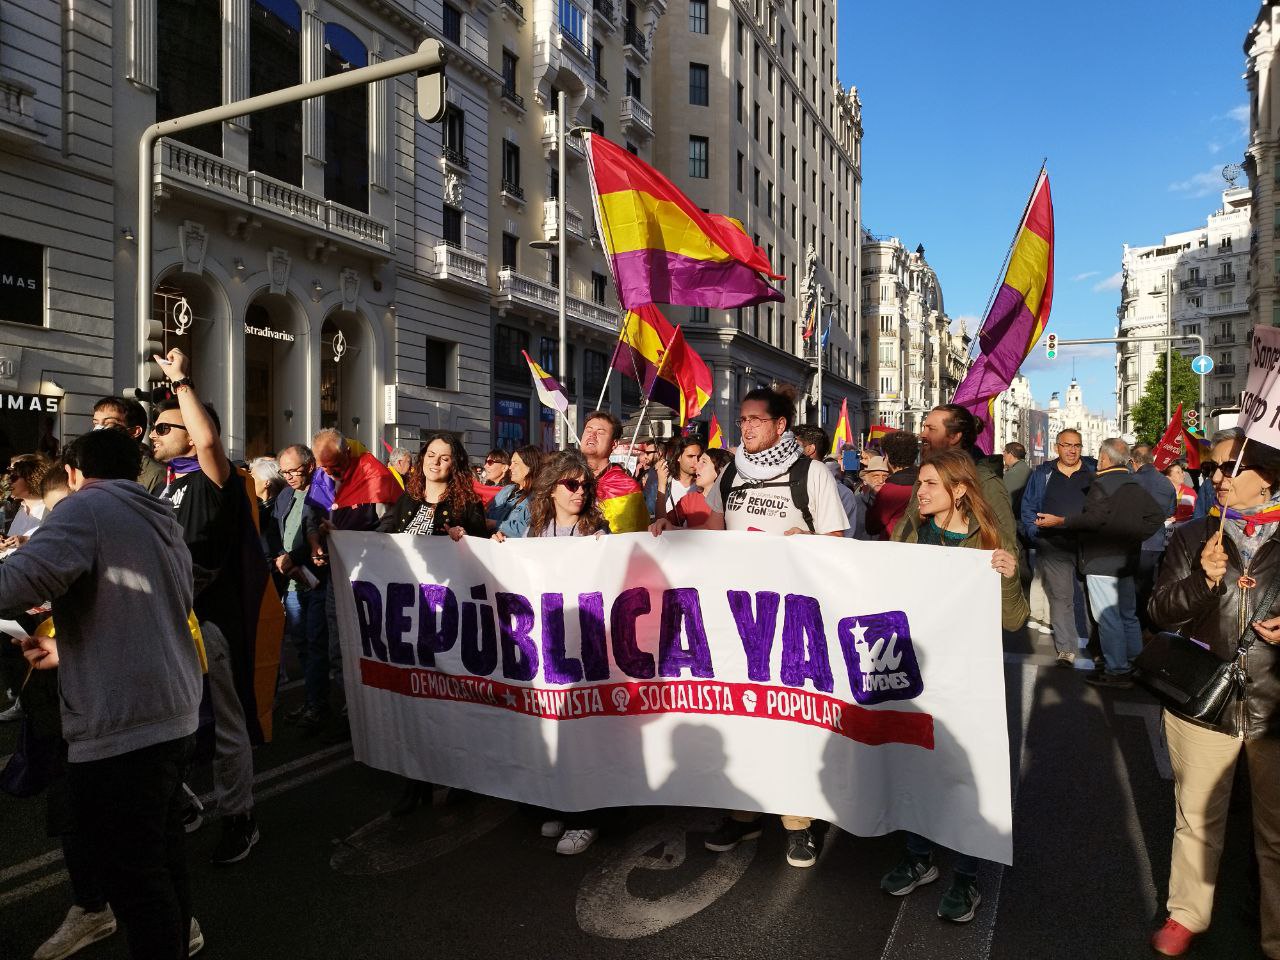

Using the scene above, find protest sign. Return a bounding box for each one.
[330,531,1013,864]
[1239,324,1280,445]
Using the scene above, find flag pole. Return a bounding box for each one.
[582,131,634,418]
[626,323,680,461]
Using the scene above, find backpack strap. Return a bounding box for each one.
[788,458,815,533]
[718,460,737,508]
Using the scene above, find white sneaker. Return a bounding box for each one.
[189,916,204,956]
[1035,624,1051,634]
[34,905,117,960]
[555,828,599,855]
[540,819,565,838]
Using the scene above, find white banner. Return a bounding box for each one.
[1239,324,1280,445]
[331,531,1013,864]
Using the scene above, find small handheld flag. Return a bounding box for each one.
[708,414,724,449]
[522,350,568,414]
[830,398,853,457]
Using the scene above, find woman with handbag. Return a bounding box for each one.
[1146,429,1280,959]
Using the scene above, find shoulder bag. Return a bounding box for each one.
[1133,565,1280,725]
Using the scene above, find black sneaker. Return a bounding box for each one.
[785,829,817,868]
[880,853,939,896]
[282,705,308,724]
[937,874,981,923]
[210,812,259,865]
[704,816,764,852]
[1084,670,1134,689]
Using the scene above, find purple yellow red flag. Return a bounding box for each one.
[708,414,724,449]
[868,424,897,444]
[952,170,1054,453]
[586,133,784,310]
[595,464,650,533]
[829,398,853,457]
[612,305,712,425]
[522,350,569,415]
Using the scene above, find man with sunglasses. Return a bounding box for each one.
[1019,429,1097,666]
[150,349,262,866]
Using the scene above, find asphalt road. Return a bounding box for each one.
[0,626,1266,960]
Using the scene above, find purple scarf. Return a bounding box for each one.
[165,456,202,487]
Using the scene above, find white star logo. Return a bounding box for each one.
[851,620,869,645]
[502,690,517,708]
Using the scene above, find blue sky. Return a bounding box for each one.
[840,0,1257,420]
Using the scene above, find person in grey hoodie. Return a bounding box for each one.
[2,428,202,960]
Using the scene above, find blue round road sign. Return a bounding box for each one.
[1191,355,1214,376]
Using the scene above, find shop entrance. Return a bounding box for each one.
[320,310,372,448]
[244,295,304,459]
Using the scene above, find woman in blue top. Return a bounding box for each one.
[486,445,543,538]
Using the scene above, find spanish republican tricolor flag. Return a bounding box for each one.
[586,134,784,310]
[612,305,713,425]
[829,399,853,457]
[521,350,569,414]
[868,423,897,444]
[952,169,1054,453]
[707,414,724,449]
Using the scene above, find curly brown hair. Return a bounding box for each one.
[527,450,608,536]
[405,433,480,510]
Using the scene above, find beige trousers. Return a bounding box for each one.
[1164,710,1280,957]
[732,810,811,830]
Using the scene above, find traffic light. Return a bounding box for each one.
[1045,333,1058,360]
[143,317,166,382]
[415,40,447,122]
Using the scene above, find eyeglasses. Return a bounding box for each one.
[280,467,307,479]
[1214,461,1257,478]
[737,415,780,428]
[151,422,188,437]
[557,478,586,493]
[1056,442,1083,450]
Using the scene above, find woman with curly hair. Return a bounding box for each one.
[495,450,608,541]
[379,433,487,540]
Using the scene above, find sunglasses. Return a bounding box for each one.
[557,478,587,493]
[1214,461,1256,478]
[484,458,504,466]
[151,422,189,437]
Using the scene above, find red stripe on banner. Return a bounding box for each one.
[359,659,934,750]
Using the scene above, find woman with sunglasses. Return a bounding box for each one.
[379,433,487,541]
[495,450,609,542]
[1,454,50,558]
[481,448,511,487]
[486,445,544,538]
[1147,429,1280,958]
[880,448,1024,924]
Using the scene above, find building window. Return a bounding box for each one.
[626,70,642,99]
[548,253,560,286]
[689,136,709,178]
[737,18,745,54]
[689,63,709,106]
[691,306,710,323]
[592,41,604,83]
[753,167,759,205]
[502,232,518,269]
[424,336,453,389]
[753,102,760,139]
[323,24,369,212]
[502,140,521,193]
[502,49,518,95]
[754,42,760,75]
[560,0,587,50]
[736,83,744,122]
[767,118,773,154]
[443,205,463,248]
[249,0,303,186]
[584,349,609,399]
[157,0,222,155]
[590,114,605,134]
[592,271,608,304]
[443,3,463,44]
[736,151,744,192]
[495,325,530,380]
[626,141,638,155]
[442,106,466,162]
[689,0,708,33]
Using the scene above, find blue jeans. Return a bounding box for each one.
[283,587,329,710]
[1085,574,1143,675]
[906,832,979,879]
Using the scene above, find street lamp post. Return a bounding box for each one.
[528,89,569,450]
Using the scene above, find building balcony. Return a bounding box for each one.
[623,23,649,62]
[1213,333,1236,345]
[500,178,525,206]
[1206,302,1245,317]
[441,145,470,172]
[1181,277,1207,289]
[594,0,617,29]
[0,76,43,145]
[494,268,616,335]
[1216,364,1237,376]
[433,243,489,293]
[560,27,590,61]
[542,199,587,244]
[500,86,526,114]
[619,96,654,139]
[500,0,524,19]
[540,113,586,162]
[155,138,390,253]
[566,292,616,333]
[1214,274,1236,286]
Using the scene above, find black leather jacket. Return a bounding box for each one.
[1149,517,1280,740]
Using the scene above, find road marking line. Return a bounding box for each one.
[196,743,352,805]
[1113,702,1173,779]
[0,849,62,886]
[0,869,66,909]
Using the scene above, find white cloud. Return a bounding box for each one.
[1208,141,1222,155]
[1227,103,1249,138]
[1092,271,1123,293]
[1021,342,1116,373]
[951,313,979,333]
[1168,165,1228,199]
[1072,271,1099,282]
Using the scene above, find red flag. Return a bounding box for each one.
[645,325,714,425]
[1152,405,1188,472]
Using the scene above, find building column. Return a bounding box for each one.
[126,0,157,90]
[224,0,250,132]
[301,7,325,193]
[368,45,392,195]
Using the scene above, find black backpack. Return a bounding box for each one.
[718,458,815,533]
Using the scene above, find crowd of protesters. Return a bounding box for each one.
[0,351,1276,958]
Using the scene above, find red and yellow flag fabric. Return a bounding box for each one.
[952,170,1054,453]
[1153,404,1204,471]
[612,305,712,425]
[596,464,650,533]
[868,424,897,444]
[586,134,784,310]
[829,399,853,457]
[708,414,724,449]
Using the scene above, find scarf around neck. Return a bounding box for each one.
[1212,490,1280,566]
[735,431,801,482]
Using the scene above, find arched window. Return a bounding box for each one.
[157,0,222,155]
[323,23,369,212]
[250,0,302,185]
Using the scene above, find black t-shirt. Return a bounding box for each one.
[162,469,246,622]
[382,494,488,537]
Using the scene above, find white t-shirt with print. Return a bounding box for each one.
[720,459,849,535]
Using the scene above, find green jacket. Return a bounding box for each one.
[895,453,1019,551]
[894,502,1029,633]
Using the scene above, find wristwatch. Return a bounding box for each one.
[170,377,195,391]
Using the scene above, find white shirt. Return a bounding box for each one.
[721,459,849,535]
